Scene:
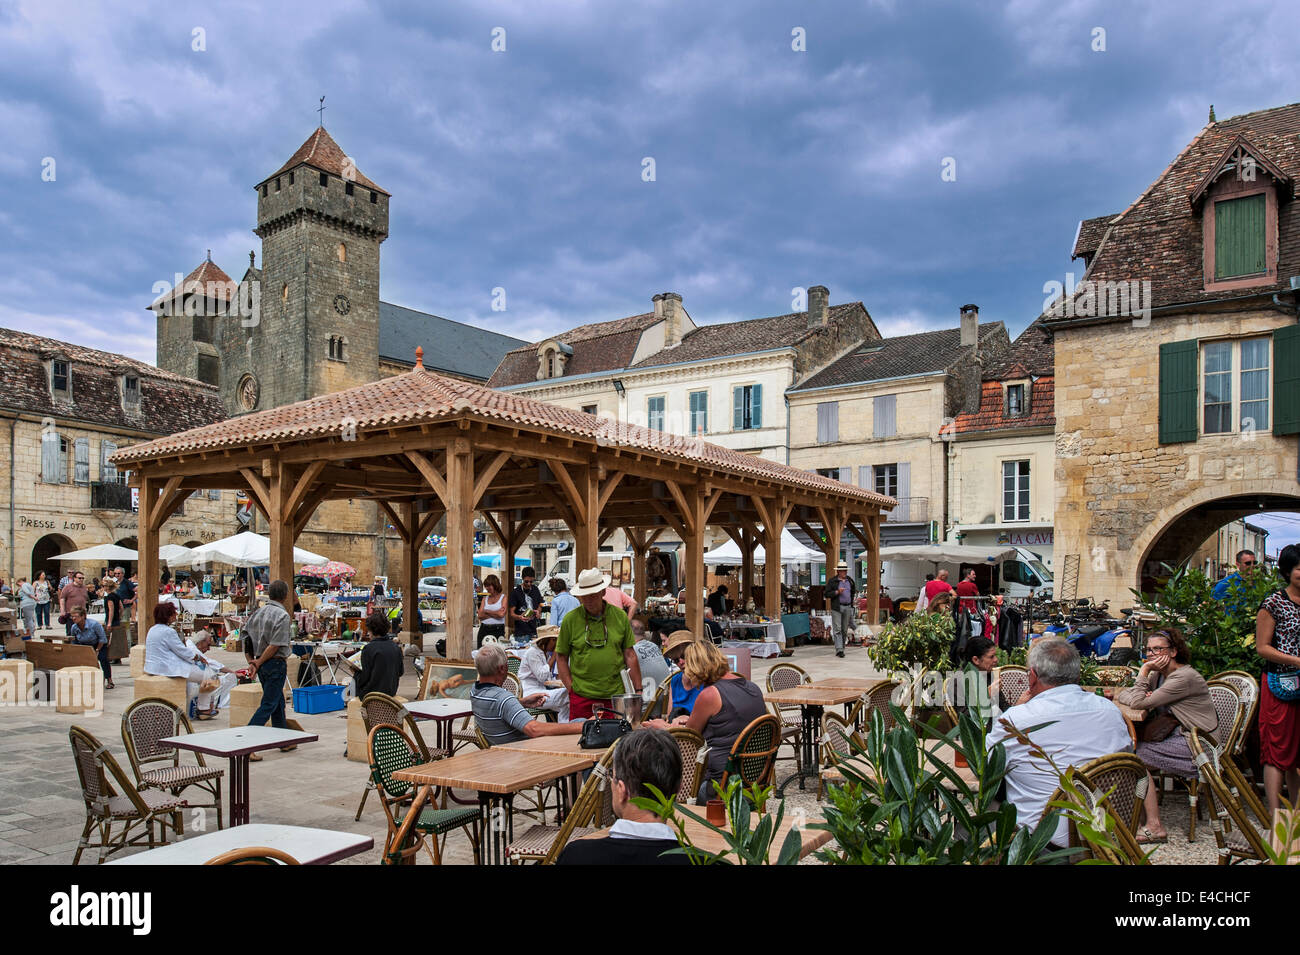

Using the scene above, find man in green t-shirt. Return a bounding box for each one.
[557,567,643,721]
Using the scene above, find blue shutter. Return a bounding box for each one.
[100,440,117,482]
[749,384,762,429]
[733,387,744,430]
[41,431,60,483]
[74,437,90,485]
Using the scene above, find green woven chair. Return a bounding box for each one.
[717,713,781,797]
[369,724,481,865]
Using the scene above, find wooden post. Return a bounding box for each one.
[137,472,159,629]
[401,502,421,647]
[444,441,475,659]
[740,528,755,609]
[753,496,792,621]
[866,514,881,628]
[268,461,295,587]
[817,506,847,613]
[626,526,663,607]
[670,482,720,639]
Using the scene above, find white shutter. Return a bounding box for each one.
[817,402,839,443]
[838,466,851,483]
[897,462,911,519]
[41,431,60,483]
[874,395,898,437]
[100,440,117,482]
[74,437,90,485]
[859,465,871,488]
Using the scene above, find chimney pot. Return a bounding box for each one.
[960,303,979,348]
[661,292,683,347]
[807,285,829,328]
[652,293,664,318]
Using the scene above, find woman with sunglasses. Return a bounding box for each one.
[1256,543,1300,814]
[1110,627,1217,843]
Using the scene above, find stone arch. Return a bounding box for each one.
[1130,478,1300,590]
[31,533,77,584]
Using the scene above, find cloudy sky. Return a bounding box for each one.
[2,0,1298,549]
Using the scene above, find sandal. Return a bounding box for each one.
[249,752,263,761]
[104,681,115,690]
[1137,827,1168,844]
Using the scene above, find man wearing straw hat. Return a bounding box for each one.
[830,561,856,658]
[519,624,569,721]
[557,568,642,721]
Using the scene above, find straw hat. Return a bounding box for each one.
[531,624,560,646]
[571,567,611,597]
[836,561,848,571]
[662,629,696,655]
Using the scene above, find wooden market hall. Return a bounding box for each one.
[113,349,893,656]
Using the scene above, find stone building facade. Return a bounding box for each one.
[1047,103,1300,606]
[0,328,233,584]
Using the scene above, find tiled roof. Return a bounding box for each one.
[984,319,1053,379]
[0,327,226,434]
[631,303,869,368]
[789,323,1008,391]
[147,258,236,311]
[950,377,1054,435]
[1072,214,1117,260]
[379,302,527,380]
[260,127,389,196]
[1049,101,1300,322]
[111,364,892,507]
[486,312,659,388]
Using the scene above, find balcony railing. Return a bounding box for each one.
[90,481,133,511]
[884,496,928,523]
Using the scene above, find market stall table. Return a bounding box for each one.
[158,726,318,826]
[405,697,474,753]
[763,685,864,794]
[107,823,372,865]
[392,748,592,864]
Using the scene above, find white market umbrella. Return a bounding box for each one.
[158,544,194,563]
[53,544,139,561]
[702,528,824,566]
[170,531,327,569]
[878,544,1020,564]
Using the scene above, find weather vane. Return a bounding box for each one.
[318,96,326,126]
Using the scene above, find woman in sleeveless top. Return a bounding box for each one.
[478,574,507,647]
[643,637,767,803]
[1257,544,1300,814]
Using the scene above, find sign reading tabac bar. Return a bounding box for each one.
[995,531,1054,547]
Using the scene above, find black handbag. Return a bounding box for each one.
[580,715,631,749]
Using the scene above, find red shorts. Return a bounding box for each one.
[567,691,612,721]
[1259,676,1300,770]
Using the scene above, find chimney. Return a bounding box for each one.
[661,292,683,346]
[807,285,829,328]
[652,293,664,319]
[960,303,979,349]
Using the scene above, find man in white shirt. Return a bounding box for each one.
[188,630,238,718]
[987,638,1132,848]
[518,625,569,721]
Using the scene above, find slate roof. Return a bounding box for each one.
[789,323,1008,391]
[631,303,872,368]
[1048,101,1300,323]
[259,127,389,196]
[110,362,894,508]
[486,311,660,387]
[951,322,1055,435]
[1072,215,1117,260]
[147,258,236,312]
[378,302,526,381]
[0,328,226,434]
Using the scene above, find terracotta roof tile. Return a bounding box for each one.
[984,319,1053,379]
[147,258,236,311]
[486,312,659,387]
[790,323,1008,390]
[950,378,1054,435]
[631,303,869,368]
[261,128,389,196]
[1072,214,1117,260]
[111,365,891,507]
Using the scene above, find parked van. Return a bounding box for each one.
[546,550,678,596]
[881,546,1052,603]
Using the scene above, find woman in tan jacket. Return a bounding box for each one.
[1108,628,1217,843]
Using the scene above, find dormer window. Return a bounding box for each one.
[1192,136,1290,293]
[535,340,572,380]
[1005,381,1029,417]
[51,359,70,396]
[123,374,141,408]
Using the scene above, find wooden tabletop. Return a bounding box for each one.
[764,686,863,707]
[577,812,831,860]
[393,748,592,794]
[160,726,319,758]
[107,824,372,866]
[495,734,603,760]
[1113,701,1146,722]
[807,678,878,691]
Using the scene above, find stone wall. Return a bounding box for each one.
[1053,306,1299,605]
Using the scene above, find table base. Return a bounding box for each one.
[776,704,823,796]
[228,755,250,826]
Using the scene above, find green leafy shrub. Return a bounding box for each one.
[868,610,954,673]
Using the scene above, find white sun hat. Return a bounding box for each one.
[570,567,612,597]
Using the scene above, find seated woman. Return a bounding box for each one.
[661,630,703,718]
[477,575,507,647]
[644,638,767,803]
[1111,628,1218,844]
[144,601,215,701]
[519,625,568,721]
[947,635,998,724]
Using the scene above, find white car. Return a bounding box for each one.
[418,576,447,599]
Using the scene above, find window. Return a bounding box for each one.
[329,336,348,361]
[52,359,69,393]
[58,436,69,482]
[337,243,346,263]
[122,375,140,409]
[100,440,118,482]
[1214,194,1266,280]
[275,177,281,192]
[1006,383,1026,417]
[873,394,897,437]
[816,401,839,443]
[873,464,898,498]
[647,395,665,432]
[345,181,354,197]
[733,384,762,430]
[319,172,329,187]
[582,404,598,416]
[689,391,708,435]
[208,488,221,500]
[196,354,219,387]
[369,191,377,204]
[41,431,62,483]
[1002,460,1030,521]
[288,171,294,185]
[1202,338,1270,435]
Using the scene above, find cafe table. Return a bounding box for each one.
[763,685,864,794]
[496,734,605,760]
[405,698,474,753]
[107,824,372,866]
[807,677,879,691]
[576,810,832,861]
[159,726,318,827]
[392,748,592,864]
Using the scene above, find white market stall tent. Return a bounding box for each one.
[167,531,328,569]
[703,528,824,566]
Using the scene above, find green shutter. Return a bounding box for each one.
[1214,194,1266,279]
[1274,324,1300,435]
[1159,339,1199,444]
[749,384,762,429]
[733,387,743,430]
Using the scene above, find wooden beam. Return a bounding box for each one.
[377,500,411,545]
[649,500,688,540]
[137,473,159,628]
[148,476,183,532]
[865,515,881,628]
[292,483,335,537]
[239,467,271,516]
[401,501,421,646]
[549,461,587,524]
[472,451,511,506]
[405,450,449,505]
[597,470,626,513]
[846,520,872,552]
[285,460,326,517]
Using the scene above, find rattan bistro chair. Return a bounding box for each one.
[1045,753,1148,864]
[353,692,447,821]
[717,714,781,795]
[1212,670,1260,759]
[511,743,619,864]
[766,662,810,774]
[121,697,224,831]
[369,724,481,865]
[1188,728,1270,865]
[994,666,1029,712]
[70,726,184,865]
[817,712,861,801]
[1152,682,1241,843]
[846,679,903,732]
[668,726,707,803]
[204,846,300,865]
[643,680,672,723]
